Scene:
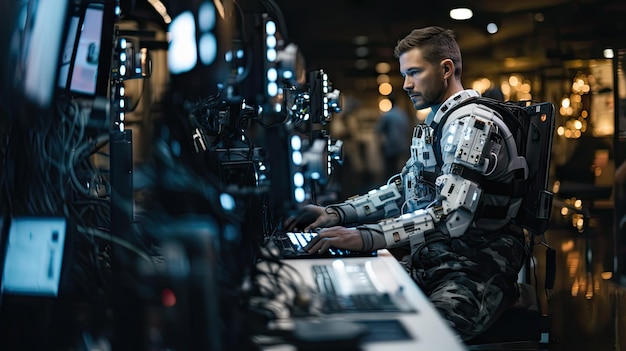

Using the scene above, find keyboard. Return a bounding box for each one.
[274,231,377,259]
[312,264,406,313]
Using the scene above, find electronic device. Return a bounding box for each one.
[0,0,68,121]
[57,1,115,98]
[273,231,377,259]
[311,263,411,314]
[1,217,68,297]
[281,253,468,350]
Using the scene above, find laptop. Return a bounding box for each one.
[272,230,377,259]
[1,217,68,297]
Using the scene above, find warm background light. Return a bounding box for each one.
[378,82,392,96]
[378,98,392,112]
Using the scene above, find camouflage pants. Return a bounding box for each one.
[395,229,526,341]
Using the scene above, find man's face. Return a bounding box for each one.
[399,47,446,111]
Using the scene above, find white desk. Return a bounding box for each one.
[257,250,467,351]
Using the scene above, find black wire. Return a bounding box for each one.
[230,0,254,85]
[408,233,448,275]
[18,97,115,299]
[529,253,544,315]
[126,79,147,113]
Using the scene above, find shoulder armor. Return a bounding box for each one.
[427,89,480,129]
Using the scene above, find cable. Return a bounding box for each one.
[77,225,153,263]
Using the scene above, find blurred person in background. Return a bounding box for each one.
[375,94,411,182]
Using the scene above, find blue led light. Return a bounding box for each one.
[290,135,302,150]
[295,188,305,202]
[267,48,277,62]
[220,193,236,211]
[293,172,304,187]
[292,151,302,165]
[267,82,278,96]
[198,2,216,32]
[267,68,278,81]
[266,36,276,48]
[265,20,276,35]
[199,33,217,65]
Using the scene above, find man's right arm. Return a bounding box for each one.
[327,179,403,225]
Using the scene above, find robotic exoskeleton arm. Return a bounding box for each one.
[328,121,441,227]
[357,93,527,251]
[327,180,403,225]
[375,173,482,249]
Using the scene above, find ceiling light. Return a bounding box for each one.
[450,7,473,20]
[486,22,498,34]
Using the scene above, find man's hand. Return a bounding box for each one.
[304,226,364,254]
[283,204,340,231]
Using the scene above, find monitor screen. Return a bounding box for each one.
[0,0,68,111]
[58,3,106,96]
[1,217,67,297]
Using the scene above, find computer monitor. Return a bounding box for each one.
[1,217,69,297]
[57,1,115,98]
[0,0,68,116]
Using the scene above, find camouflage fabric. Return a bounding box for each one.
[396,227,526,341]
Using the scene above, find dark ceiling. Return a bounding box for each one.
[130,0,626,93]
[270,0,626,91]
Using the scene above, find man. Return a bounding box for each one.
[284,26,526,341]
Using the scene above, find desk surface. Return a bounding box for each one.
[257,250,468,351]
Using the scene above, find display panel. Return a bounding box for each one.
[0,0,68,113]
[58,3,104,95]
[57,1,113,98]
[1,217,67,297]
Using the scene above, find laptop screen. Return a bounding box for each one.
[1,217,67,297]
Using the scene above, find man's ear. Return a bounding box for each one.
[441,59,454,78]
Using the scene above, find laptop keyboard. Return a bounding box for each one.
[312,264,404,313]
[287,231,317,250]
[275,231,377,258]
